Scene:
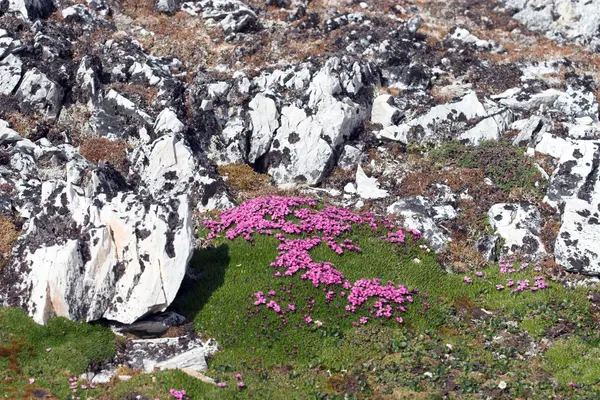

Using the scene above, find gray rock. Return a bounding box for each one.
[156,0,177,13]
[119,311,186,338]
[0,54,22,96]
[124,336,219,373]
[477,235,499,262]
[505,0,600,50]
[16,68,63,119]
[338,144,365,170]
[387,196,456,251]
[487,203,545,258]
[5,0,56,20]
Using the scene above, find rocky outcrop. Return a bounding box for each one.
[488,203,545,258]
[504,0,600,50]
[2,0,600,330]
[0,110,230,324]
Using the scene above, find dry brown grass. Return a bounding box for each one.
[218,164,302,201]
[120,5,225,74]
[79,137,130,175]
[2,111,41,138]
[108,82,159,107]
[0,216,19,272]
[439,239,487,273]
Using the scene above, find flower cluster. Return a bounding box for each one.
[464,261,550,294]
[67,377,96,399]
[169,389,187,400]
[205,197,426,326]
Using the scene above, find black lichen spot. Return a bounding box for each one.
[288,132,301,144]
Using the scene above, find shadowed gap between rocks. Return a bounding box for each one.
[169,244,230,323]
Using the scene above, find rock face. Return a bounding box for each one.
[0,107,230,324]
[5,0,56,20]
[544,140,600,273]
[488,203,545,258]
[505,0,600,50]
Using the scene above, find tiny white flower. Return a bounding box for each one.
[445,343,453,350]
[498,381,507,390]
[314,320,323,327]
[424,372,433,378]
[413,258,422,263]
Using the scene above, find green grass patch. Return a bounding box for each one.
[0,307,116,398]
[544,338,600,386]
[428,139,543,192]
[171,216,594,398]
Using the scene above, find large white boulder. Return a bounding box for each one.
[268,105,332,186]
[487,203,545,257]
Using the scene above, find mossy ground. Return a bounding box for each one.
[1,204,600,399]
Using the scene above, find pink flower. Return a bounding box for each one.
[29,378,35,384]
[218,382,227,388]
[46,348,51,352]
[568,381,575,388]
[206,197,427,328]
[496,285,504,291]
[235,373,242,380]
[463,276,472,283]
[359,316,368,324]
[237,381,246,388]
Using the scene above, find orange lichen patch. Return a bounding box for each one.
[0,216,19,272]
[79,137,131,174]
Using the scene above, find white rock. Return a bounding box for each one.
[449,27,504,53]
[387,196,455,250]
[154,108,184,135]
[555,198,600,272]
[16,68,63,119]
[156,0,176,13]
[499,88,563,111]
[371,94,401,128]
[268,105,332,186]
[344,182,357,194]
[16,181,193,325]
[355,165,388,199]
[6,0,56,20]
[488,203,545,257]
[0,54,22,96]
[248,92,279,163]
[387,91,487,142]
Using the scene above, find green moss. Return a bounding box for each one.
[520,316,552,337]
[1,203,599,398]
[428,139,543,192]
[544,338,600,385]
